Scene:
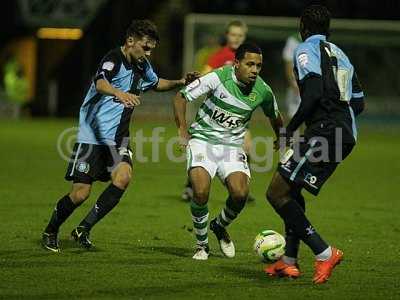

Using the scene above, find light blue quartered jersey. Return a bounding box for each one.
[293,34,364,143]
[77,48,158,146]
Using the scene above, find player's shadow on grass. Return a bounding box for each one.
[58,238,104,253]
[135,245,193,258]
[0,247,53,260]
[155,193,191,203]
[134,245,228,260]
[155,194,224,204]
[218,265,309,287]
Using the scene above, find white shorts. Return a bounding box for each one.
[186,139,251,181]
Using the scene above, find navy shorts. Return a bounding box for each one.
[65,143,133,184]
[278,139,353,195]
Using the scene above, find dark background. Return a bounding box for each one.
[1,0,399,116]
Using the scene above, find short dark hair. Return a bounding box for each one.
[126,19,160,43]
[235,43,262,60]
[300,5,331,37]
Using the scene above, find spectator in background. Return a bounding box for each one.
[3,55,29,105]
[202,20,248,74]
[1,55,29,118]
[193,34,220,73]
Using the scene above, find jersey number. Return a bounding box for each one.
[332,67,351,102]
[324,46,351,102]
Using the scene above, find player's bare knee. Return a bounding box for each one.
[230,187,249,203]
[226,172,249,201]
[113,171,132,190]
[112,163,132,190]
[193,189,209,205]
[70,185,91,204]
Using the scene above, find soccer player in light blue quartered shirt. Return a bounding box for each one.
[41,20,199,252]
[77,53,159,146]
[265,5,365,284]
[290,32,364,143]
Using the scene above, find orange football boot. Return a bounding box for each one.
[264,259,301,278]
[313,247,343,284]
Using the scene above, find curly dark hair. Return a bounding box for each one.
[126,19,160,43]
[300,5,331,38]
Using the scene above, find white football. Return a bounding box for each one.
[253,230,286,262]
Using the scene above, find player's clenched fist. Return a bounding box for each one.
[114,90,141,107]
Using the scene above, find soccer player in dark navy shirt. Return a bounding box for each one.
[264,5,365,284]
[42,20,199,252]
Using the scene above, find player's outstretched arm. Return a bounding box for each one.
[96,78,122,96]
[155,72,200,92]
[173,92,190,149]
[96,79,140,107]
[155,78,185,91]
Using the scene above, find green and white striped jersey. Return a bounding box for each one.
[180,66,279,146]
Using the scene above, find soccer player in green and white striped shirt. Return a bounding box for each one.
[174,43,284,260]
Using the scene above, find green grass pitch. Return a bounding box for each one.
[0,118,399,299]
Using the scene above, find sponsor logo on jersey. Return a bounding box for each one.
[186,78,201,91]
[211,106,244,129]
[102,61,115,71]
[298,52,309,68]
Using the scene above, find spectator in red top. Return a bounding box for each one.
[202,20,248,74]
